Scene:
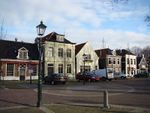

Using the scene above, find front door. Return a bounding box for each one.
[48,64,54,75]
[19,64,26,81]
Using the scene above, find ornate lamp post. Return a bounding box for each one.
[36,21,47,107]
[82,54,87,84]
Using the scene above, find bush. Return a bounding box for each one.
[134,72,149,78]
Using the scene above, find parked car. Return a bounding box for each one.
[43,73,68,85]
[76,72,100,82]
[114,73,126,79]
[90,68,114,81]
[134,72,149,78]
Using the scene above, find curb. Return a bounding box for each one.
[65,102,150,112]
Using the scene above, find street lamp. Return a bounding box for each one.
[82,54,87,84]
[36,21,47,107]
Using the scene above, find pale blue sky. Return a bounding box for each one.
[0,0,150,49]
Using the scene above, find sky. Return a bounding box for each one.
[0,0,150,50]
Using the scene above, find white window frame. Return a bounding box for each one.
[17,47,29,59]
[7,64,14,76]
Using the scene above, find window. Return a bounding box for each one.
[108,58,111,64]
[67,49,71,57]
[67,64,71,73]
[58,48,63,57]
[17,47,28,59]
[127,58,129,64]
[80,66,84,72]
[56,35,64,42]
[48,47,54,57]
[80,65,91,72]
[113,59,116,64]
[95,66,98,70]
[48,64,54,74]
[117,59,120,64]
[85,66,91,72]
[58,64,63,73]
[7,64,14,76]
[85,54,91,60]
[131,59,133,65]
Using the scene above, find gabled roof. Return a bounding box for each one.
[116,49,134,56]
[137,55,147,66]
[75,42,86,55]
[41,32,75,44]
[95,48,112,58]
[0,40,39,60]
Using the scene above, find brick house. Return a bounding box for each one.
[0,40,39,80]
[95,48,122,75]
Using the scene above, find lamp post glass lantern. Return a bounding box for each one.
[36,21,47,107]
[36,21,47,36]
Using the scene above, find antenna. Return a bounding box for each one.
[102,37,106,49]
[127,43,130,51]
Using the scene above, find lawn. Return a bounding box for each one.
[0,107,44,113]
[0,80,37,89]
[45,104,150,113]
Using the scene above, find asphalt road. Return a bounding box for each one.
[0,78,150,109]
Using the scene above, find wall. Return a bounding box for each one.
[44,41,75,79]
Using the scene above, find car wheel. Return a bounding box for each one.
[121,76,125,79]
[102,77,106,81]
[88,79,91,82]
[108,79,112,81]
[62,82,66,84]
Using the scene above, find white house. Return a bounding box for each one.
[116,49,137,77]
[40,32,76,79]
[137,54,148,73]
[75,42,99,74]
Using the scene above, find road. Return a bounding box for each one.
[0,78,150,109]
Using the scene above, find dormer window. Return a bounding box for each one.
[17,47,29,59]
[56,35,64,42]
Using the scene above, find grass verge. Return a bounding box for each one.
[45,104,150,113]
[0,107,44,113]
[0,104,150,113]
[0,80,37,89]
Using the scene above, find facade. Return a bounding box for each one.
[0,40,39,80]
[95,48,122,74]
[137,55,148,73]
[116,49,137,77]
[40,32,75,79]
[75,42,99,74]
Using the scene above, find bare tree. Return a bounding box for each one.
[145,5,150,26]
[130,46,142,56]
[142,46,150,58]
